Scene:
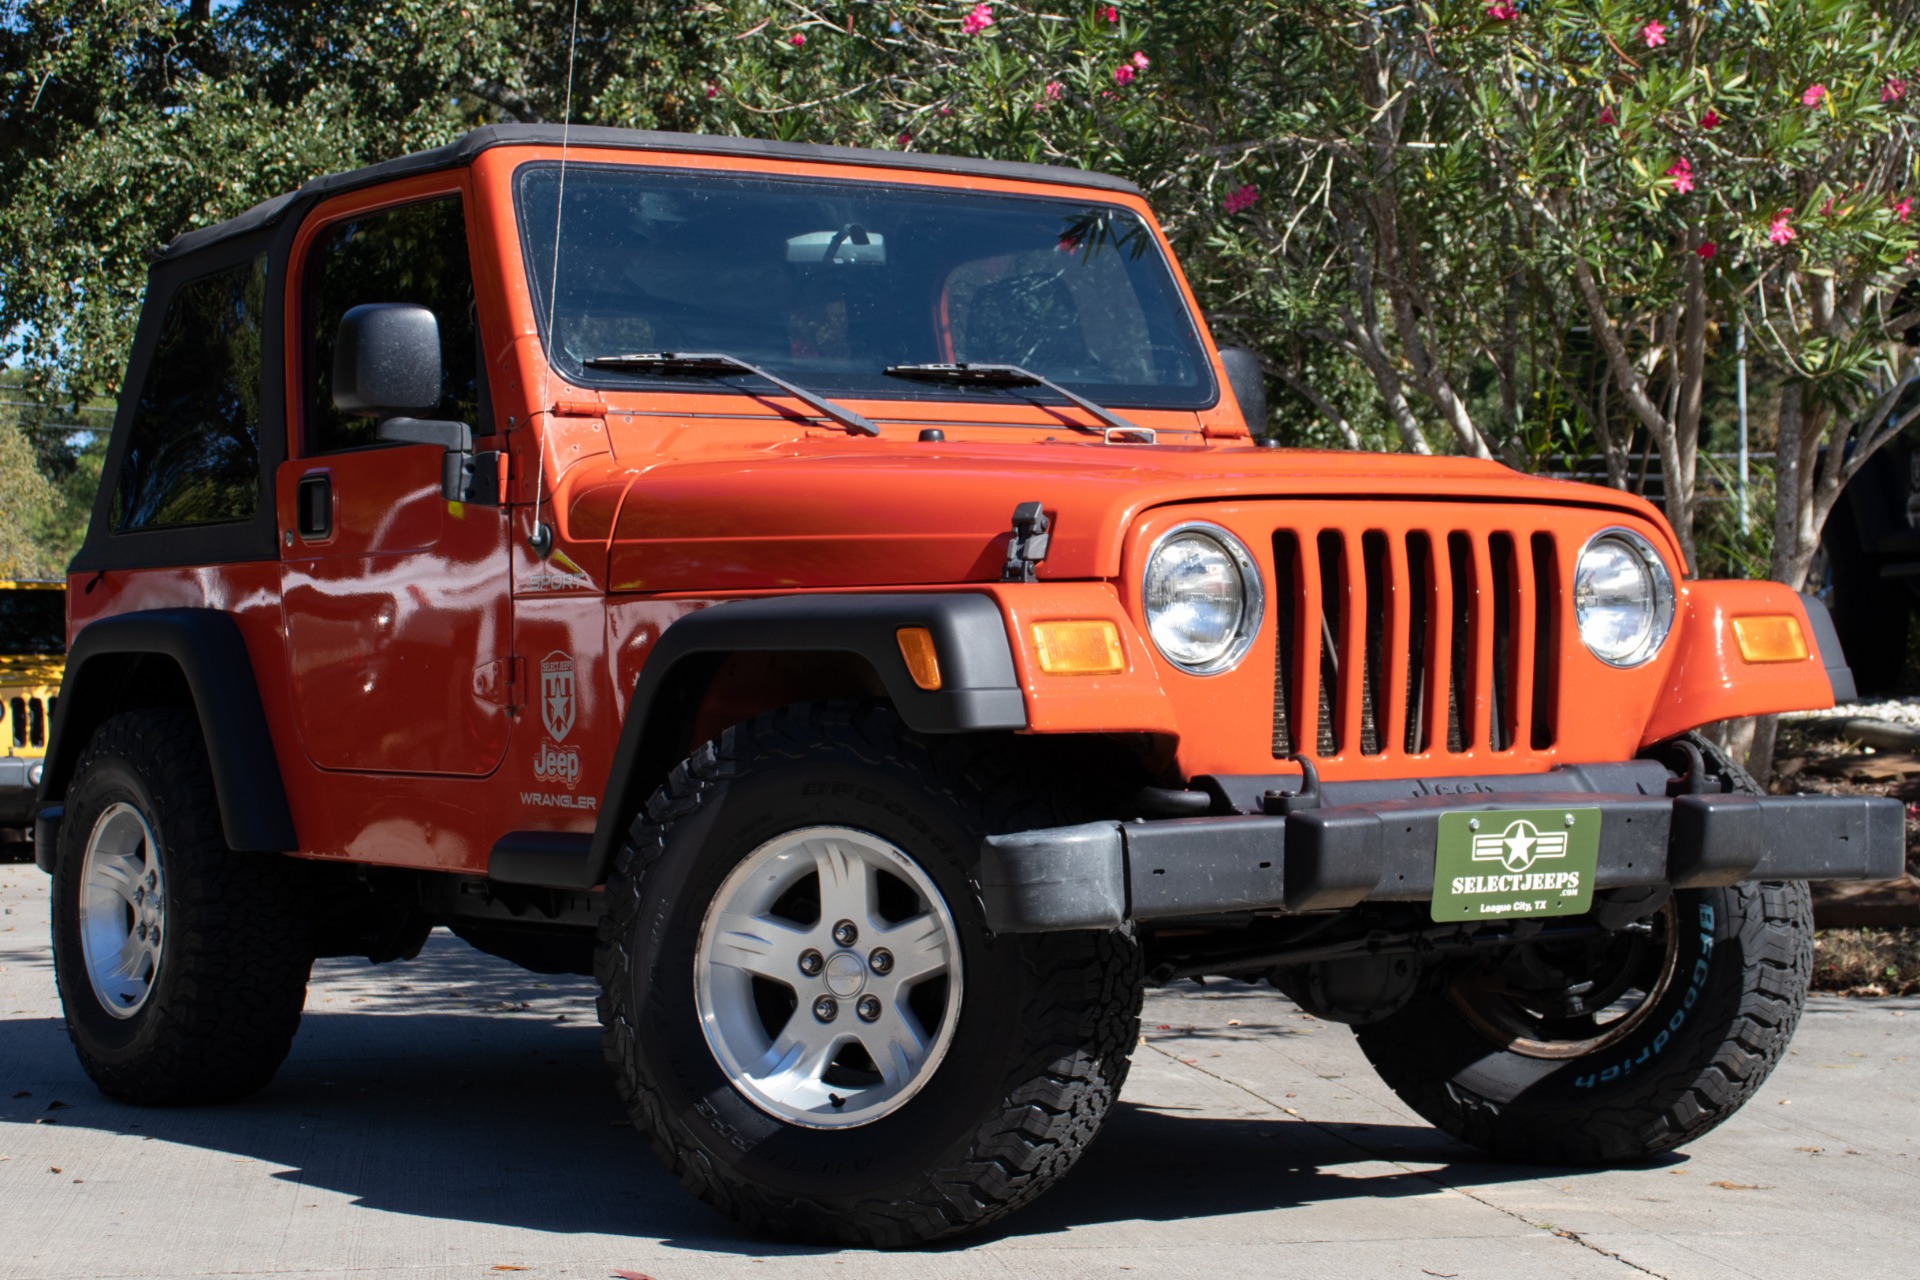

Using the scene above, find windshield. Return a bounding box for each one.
[515,162,1215,410]
[0,588,64,656]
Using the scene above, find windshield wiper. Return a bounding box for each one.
[581,351,879,437]
[883,362,1141,436]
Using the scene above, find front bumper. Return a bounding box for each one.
[980,763,1906,932]
[0,756,44,826]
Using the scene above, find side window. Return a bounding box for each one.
[111,257,266,532]
[303,195,480,453]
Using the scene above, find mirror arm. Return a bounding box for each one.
[376,416,472,452]
[374,417,502,507]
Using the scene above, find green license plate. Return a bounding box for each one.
[1431,807,1601,923]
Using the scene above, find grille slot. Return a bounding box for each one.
[1271,532,1299,757]
[1272,523,1560,763]
[1315,531,1342,758]
[7,696,50,750]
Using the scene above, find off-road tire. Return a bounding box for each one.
[51,710,313,1105]
[1356,734,1811,1163]
[595,700,1142,1247]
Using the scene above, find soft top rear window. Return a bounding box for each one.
[515,162,1216,411]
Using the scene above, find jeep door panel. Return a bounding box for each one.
[277,180,515,777]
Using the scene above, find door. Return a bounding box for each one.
[278,188,513,776]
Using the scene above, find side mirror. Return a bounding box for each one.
[333,303,444,417]
[331,303,501,506]
[1217,346,1268,435]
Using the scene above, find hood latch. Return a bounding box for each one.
[1002,501,1052,583]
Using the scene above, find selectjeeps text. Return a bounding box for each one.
[33,126,1902,1246]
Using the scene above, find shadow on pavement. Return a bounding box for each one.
[0,942,1568,1254]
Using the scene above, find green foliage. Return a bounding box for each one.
[1,0,1916,578]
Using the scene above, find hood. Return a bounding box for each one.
[0,655,62,688]
[575,439,1675,593]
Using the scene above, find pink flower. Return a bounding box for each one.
[1113,63,1136,86]
[1895,197,1914,223]
[1223,183,1259,215]
[1769,209,1796,245]
[1057,235,1081,253]
[1802,83,1827,107]
[897,132,912,146]
[1102,5,1119,21]
[1598,105,1617,125]
[1486,2,1518,18]
[1701,109,1721,128]
[705,81,718,98]
[938,104,955,116]
[1132,51,1150,69]
[961,3,994,35]
[1044,80,1064,101]
[1642,20,1666,48]
[1665,156,1694,194]
[788,32,805,46]
[1696,241,1717,260]
[1884,77,1908,103]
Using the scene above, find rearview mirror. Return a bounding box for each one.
[1217,347,1268,435]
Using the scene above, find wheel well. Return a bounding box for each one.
[46,652,195,794]
[45,610,297,853]
[625,651,888,812]
[619,650,1161,843]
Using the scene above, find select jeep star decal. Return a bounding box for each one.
[1431,809,1600,922]
[541,650,576,742]
[1472,818,1568,872]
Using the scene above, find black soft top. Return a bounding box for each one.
[162,124,1142,261]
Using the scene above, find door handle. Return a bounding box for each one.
[296,472,332,541]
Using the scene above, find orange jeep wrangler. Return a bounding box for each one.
[35,126,1901,1246]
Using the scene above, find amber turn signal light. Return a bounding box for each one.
[896,626,943,690]
[1731,615,1809,664]
[1031,620,1126,676]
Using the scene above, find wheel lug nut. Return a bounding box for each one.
[813,996,838,1022]
[869,948,893,975]
[798,949,824,977]
[856,995,882,1022]
[832,919,858,947]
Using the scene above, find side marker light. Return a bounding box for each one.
[1731,615,1809,664]
[896,627,943,690]
[1032,621,1126,676]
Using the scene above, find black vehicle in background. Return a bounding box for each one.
[1816,381,1920,696]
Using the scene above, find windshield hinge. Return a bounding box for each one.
[1002,501,1052,583]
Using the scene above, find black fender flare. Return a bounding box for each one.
[577,592,1025,890]
[40,608,298,853]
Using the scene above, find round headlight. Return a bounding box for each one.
[1574,529,1675,667]
[1142,524,1263,674]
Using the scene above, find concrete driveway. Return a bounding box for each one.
[1,861,1915,1280]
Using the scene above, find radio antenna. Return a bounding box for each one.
[532,0,581,559]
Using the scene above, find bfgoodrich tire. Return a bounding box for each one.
[1354,880,1813,1164]
[595,701,1142,1247]
[51,709,313,1106]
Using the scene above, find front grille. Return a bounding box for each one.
[1273,526,1557,762]
[6,695,51,750]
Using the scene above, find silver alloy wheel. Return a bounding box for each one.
[694,825,964,1129]
[78,802,166,1019]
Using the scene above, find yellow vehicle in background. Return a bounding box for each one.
[0,580,64,830]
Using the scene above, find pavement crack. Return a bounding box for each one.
[1142,1037,1674,1278]
[1538,1222,1673,1278]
